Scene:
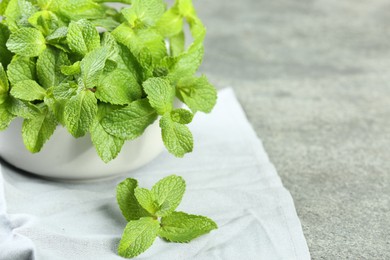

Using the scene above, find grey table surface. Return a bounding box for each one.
[196,0,390,259]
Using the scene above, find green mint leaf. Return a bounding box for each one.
[134,187,159,215]
[167,45,204,82]
[151,175,185,217]
[118,217,159,258]
[6,56,36,85]
[116,178,152,222]
[176,0,196,19]
[43,95,65,125]
[169,31,185,57]
[37,0,60,12]
[117,44,143,84]
[101,32,120,63]
[92,17,120,32]
[67,19,100,56]
[22,106,57,153]
[101,99,157,140]
[170,108,193,124]
[46,26,68,43]
[0,23,12,67]
[37,48,70,89]
[6,97,40,119]
[60,61,81,76]
[112,24,167,66]
[46,82,77,125]
[4,0,37,32]
[0,0,10,15]
[96,69,141,105]
[90,104,125,163]
[159,113,193,157]
[80,47,109,88]
[10,80,46,101]
[6,27,46,57]
[56,0,104,21]
[64,90,97,137]
[176,76,217,113]
[52,82,78,100]
[28,10,60,36]
[0,63,9,103]
[156,8,183,38]
[143,77,175,115]
[0,102,15,130]
[121,0,165,28]
[159,211,218,243]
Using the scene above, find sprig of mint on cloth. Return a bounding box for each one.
[116,175,218,258]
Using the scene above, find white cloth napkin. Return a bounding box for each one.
[0,88,310,260]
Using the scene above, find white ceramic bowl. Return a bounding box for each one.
[0,119,164,181]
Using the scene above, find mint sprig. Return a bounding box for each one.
[116,175,218,258]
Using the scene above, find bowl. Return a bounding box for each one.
[0,118,164,181]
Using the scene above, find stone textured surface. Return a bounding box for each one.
[196,0,390,259]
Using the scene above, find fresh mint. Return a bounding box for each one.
[116,175,218,258]
[6,27,46,57]
[0,0,217,161]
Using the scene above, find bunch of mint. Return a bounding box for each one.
[0,0,217,162]
[116,175,217,258]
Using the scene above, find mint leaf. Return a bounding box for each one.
[112,24,167,65]
[0,63,9,103]
[4,0,37,32]
[169,31,185,57]
[170,108,193,124]
[0,0,10,15]
[134,187,159,215]
[176,0,196,19]
[159,113,193,157]
[116,178,152,221]
[0,23,12,67]
[118,217,159,258]
[37,48,70,89]
[64,90,97,137]
[46,26,68,43]
[90,103,125,163]
[159,211,218,243]
[143,77,175,115]
[52,82,78,100]
[116,175,218,258]
[6,56,36,85]
[47,83,77,124]
[6,27,46,57]
[37,0,60,10]
[67,19,100,56]
[28,10,60,36]
[10,80,46,101]
[176,76,217,113]
[80,47,109,88]
[6,97,40,119]
[57,0,104,21]
[116,44,143,84]
[22,106,57,153]
[101,99,157,140]
[156,8,183,38]
[96,69,141,105]
[167,45,204,82]
[121,0,165,28]
[151,175,185,217]
[0,102,15,130]
[101,32,120,65]
[61,61,81,76]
